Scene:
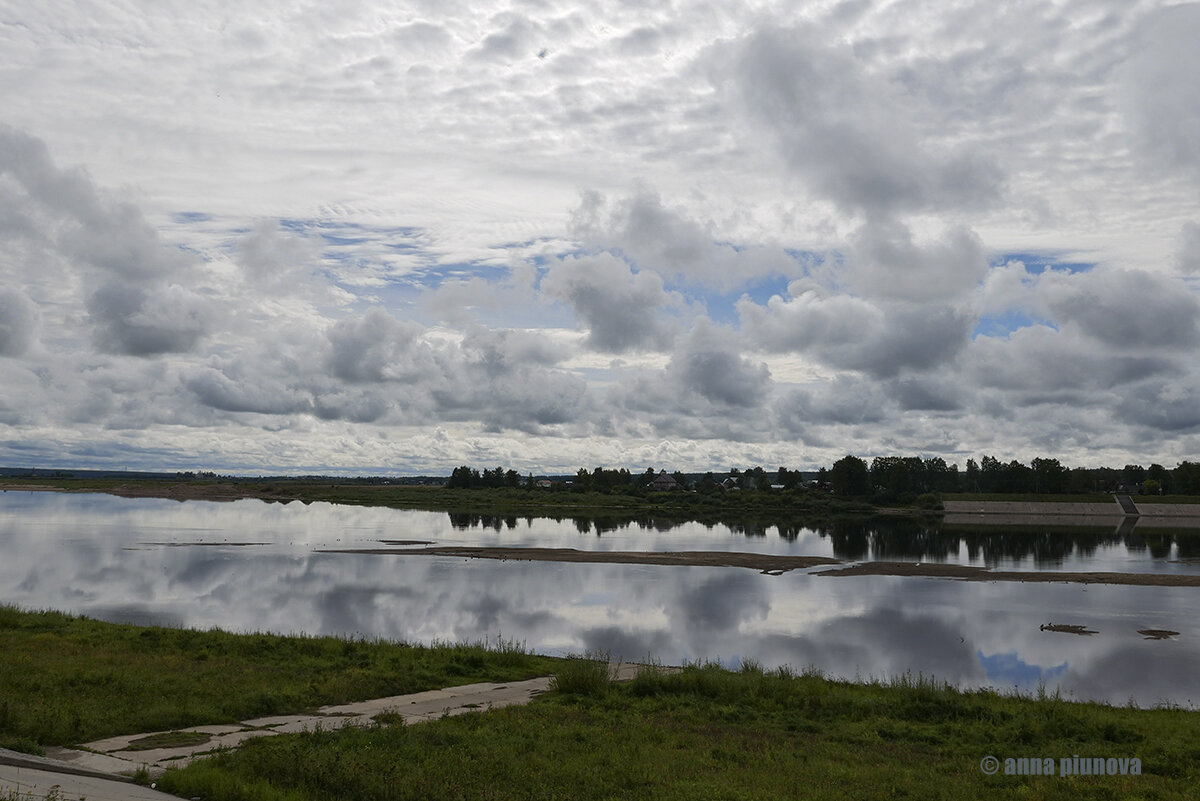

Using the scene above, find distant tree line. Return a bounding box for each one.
[828,455,1200,501]
[444,458,1200,501]
[446,466,525,489]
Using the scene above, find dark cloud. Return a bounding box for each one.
[88,281,212,356]
[1115,379,1200,433]
[967,326,1175,396]
[0,288,36,357]
[430,359,586,432]
[889,377,964,412]
[541,253,678,353]
[326,308,428,383]
[777,377,891,430]
[740,288,972,378]
[713,24,1002,217]
[1044,269,1200,349]
[312,390,391,424]
[568,188,796,289]
[1,125,211,357]
[1176,222,1200,275]
[459,327,564,372]
[185,367,314,416]
[667,321,771,408]
[846,220,988,302]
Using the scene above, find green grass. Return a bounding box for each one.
[0,477,878,522]
[6,605,1199,799]
[0,605,560,747]
[156,664,1200,801]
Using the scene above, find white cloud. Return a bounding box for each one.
[1120,4,1200,175]
[1,4,1199,472]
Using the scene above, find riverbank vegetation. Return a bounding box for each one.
[158,660,1199,801]
[0,606,559,752]
[5,607,1200,799]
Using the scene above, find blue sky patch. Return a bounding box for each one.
[995,252,1095,275]
[978,650,1068,689]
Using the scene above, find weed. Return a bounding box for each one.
[550,651,613,697]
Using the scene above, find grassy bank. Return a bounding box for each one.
[0,606,560,752]
[0,477,878,526]
[158,662,1199,801]
[5,607,1199,799]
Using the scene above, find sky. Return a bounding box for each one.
[1,0,1198,475]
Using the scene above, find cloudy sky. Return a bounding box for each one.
[1,0,1198,475]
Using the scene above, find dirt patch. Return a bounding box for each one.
[320,546,1200,586]
[121,730,212,752]
[814,561,1200,586]
[1039,623,1098,635]
[1138,629,1181,640]
[317,546,841,574]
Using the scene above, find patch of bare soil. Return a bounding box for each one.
[320,547,1200,586]
[317,546,841,574]
[1039,623,1098,635]
[1138,629,1182,640]
[813,561,1200,586]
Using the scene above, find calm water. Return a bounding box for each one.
[4,490,1200,707]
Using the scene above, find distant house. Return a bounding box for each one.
[650,470,680,491]
[536,479,553,488]
[721,476,740,490]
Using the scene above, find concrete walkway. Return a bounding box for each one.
[2,663,654,799]
[0,749,181,801]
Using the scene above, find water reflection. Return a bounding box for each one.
[2,491,1200,706]
[444,509,1200,571]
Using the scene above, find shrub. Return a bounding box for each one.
[915,493,943,510]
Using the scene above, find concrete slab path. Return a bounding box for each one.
[1,662,659,798]
[0,749,182,801]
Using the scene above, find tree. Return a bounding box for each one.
[745,466,769,491]
[447,465,480,489]
[1031,458,1066,494]
[965,458,980,492]
[1147,463,1170,494]
[924,457,958,493]
[830,455,869,496]
[1006,460,1034,493]
[979,455,1003,493]
[1175,461,1200,495]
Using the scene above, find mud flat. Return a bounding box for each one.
[320,545,1200,586]
[317,545,841,573]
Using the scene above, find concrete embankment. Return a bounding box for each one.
[942,499,1200,528]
